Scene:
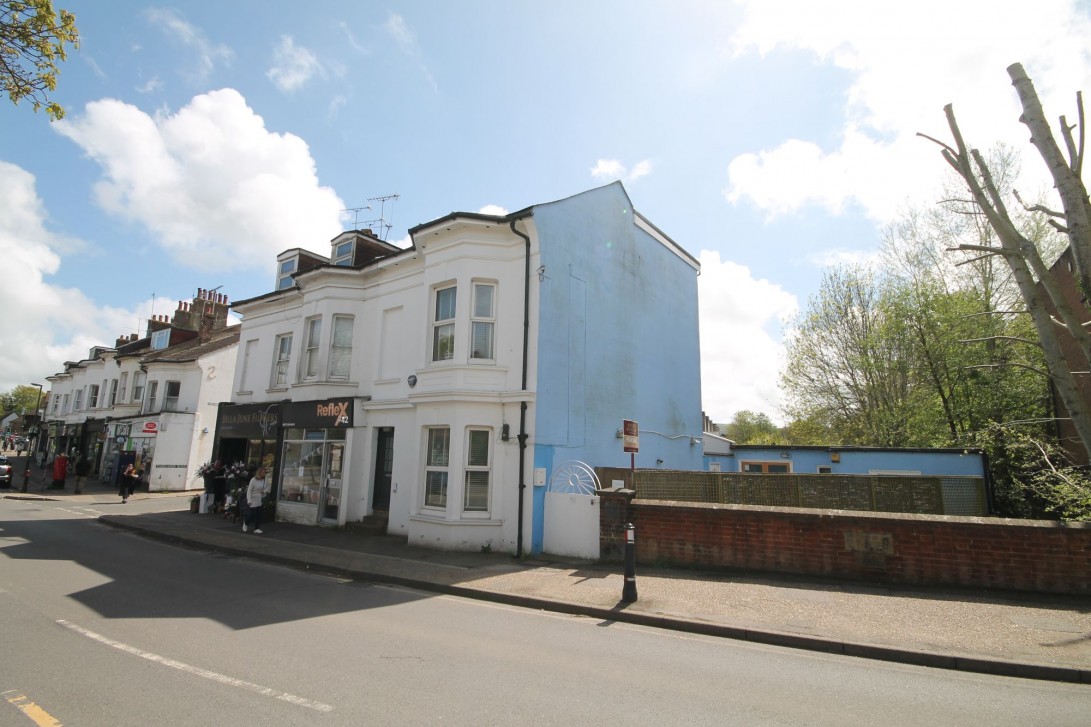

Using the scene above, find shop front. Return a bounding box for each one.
[276,398,356,526]
[102,421,133,484]
[129,419,159,475]
[79,418,106,474]
[214,402,281,477]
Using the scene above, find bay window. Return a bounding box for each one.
[464,429,491,512]
[424,427,450,508]
[304,317,322,379]
[328,315,353,379]
[432,286,456,362]
[273,333,292,387]
[471,283,495,360]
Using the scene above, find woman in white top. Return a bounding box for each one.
[243,467,269,534]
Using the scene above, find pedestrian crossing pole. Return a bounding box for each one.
[622,523,638,603]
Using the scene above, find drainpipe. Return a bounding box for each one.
[509,216,532,558]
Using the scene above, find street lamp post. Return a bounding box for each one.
[22,383,44,493]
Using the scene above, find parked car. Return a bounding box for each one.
[0,456,11,488]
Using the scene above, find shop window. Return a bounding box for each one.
[272,333,293,388]
[432,286,456,362]
[424,427,450,508]
[463,429,491,512]
[278,428,346,504]
[164,381,181,412]
[470,283,495,361]
[328,315,353,379]
[303,317,322,379]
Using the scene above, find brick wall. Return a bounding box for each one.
[600,495,1091,595]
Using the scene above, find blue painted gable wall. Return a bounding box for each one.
[708,447,986,477]
[530,183,704,550]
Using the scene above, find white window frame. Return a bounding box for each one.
[119,372,128,401]
[332,240,354,266]
[62,393,69,413]
[432,285,456,363]
[328,315,353,379]
[147,380,159,413]
[151,329,170,350]
[423,426,450,510]
[463,428,491,513]
[277,258,297,290]
[164,380,180,412]
[470,282,496,361]
[109,379,118,406]
[74,389,83,411]
[303,317,322,379]
[132,371,146,402]
[272,333,293,388]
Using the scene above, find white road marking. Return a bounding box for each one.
[56,620,333,713]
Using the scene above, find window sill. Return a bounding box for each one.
[409,513,502,527]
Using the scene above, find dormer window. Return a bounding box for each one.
[151,329,170,350]
[277,258,297,290]
[333,240,354,266]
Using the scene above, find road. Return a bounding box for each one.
[1,495,1089,726]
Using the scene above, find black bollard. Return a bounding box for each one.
[22,464,30,493]
[622,522,638,603]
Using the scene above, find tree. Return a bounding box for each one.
[1,0,78,120]
[920,63,1091,457]
[0,384,45,418]
[721,410,781,445]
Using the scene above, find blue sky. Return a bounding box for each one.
[3,0,1090,424]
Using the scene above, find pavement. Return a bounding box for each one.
[3,450,1090,684]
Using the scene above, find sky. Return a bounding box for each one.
[3,0,1091,425]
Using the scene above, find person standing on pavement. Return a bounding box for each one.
[119,463,136,503]
[243,466,269,534]
[73,456,90,494]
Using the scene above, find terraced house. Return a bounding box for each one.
[222,182,705,555]
[41,291,239,490]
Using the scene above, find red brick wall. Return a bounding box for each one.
[609,498,1091,595]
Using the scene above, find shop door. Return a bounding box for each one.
[320,442,344,523]
[372,427,394,510]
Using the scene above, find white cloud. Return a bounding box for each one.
[698,250,797,423]
[145,8,233,83]
[723,0,1091,221]
[590,158,654,184]
[54,89,345,272]
[0,162,182,391]
[478,204,508,216]
[136,76,164,94]
[267,36,325,93]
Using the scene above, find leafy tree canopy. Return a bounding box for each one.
[1,0,78,120]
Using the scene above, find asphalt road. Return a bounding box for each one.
[2,496,1090,726]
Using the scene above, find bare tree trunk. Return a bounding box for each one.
[919,75,1091,457]
[1008,63,1091,296]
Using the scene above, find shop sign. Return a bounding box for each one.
[139,421,158,435]
[218,402,281,438]
[281,398,354,429]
